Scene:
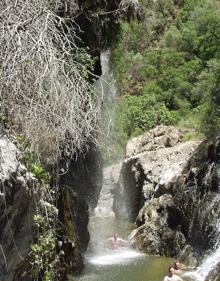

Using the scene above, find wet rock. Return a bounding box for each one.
[131,194,186,256]
[60,147,103,251]
[204,262,220,281]
[95,163,121,217]
[179,245,198,267]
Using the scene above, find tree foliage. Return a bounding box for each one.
[112,0,220,140]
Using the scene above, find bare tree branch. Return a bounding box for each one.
[0,0,102,163]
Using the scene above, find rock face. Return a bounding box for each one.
[115,126,220,263]
[0,137,83,281]
[174,140,220,255]
[114,126,202,221]
[95,163,121,217]
[60,148,103,251]
[114,126,207,257]
[0,138,31,281]
[131,194,186,256]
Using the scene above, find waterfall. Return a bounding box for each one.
[194,194,220,281]
[94,51,118,218]
[183,193,220,281]
[86,51,143,265]
[195,248,220,281]
[184,235,220,281]
[194,161,220,281]
[95,51,117,111]
[94,164,121,217]
[180,147,220,281]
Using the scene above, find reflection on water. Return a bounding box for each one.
[75,217,173,281]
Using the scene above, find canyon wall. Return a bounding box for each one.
[0,137,87,281]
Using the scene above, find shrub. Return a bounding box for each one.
[0,0,101,163]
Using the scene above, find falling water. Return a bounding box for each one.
[193,195,220,281]
[183,193,220,281]
[89,50,139,257]
[95,50,117,119]
[183,237,220,281]
[192,161,220,281]
[74,52,173,281]
[94,165,120,217]
[94,51,118,218]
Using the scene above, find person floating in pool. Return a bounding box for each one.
[163,267,183,281]
[105,233,129,250]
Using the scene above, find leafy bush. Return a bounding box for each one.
[17,136,51,183]
[111,0,220,142]
[117,94,177,138]
[194,60,220,138]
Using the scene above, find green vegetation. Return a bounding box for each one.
[31,215,57,281]
[111,0,220,144]
[16,135,58,280]
[17,135,51,183]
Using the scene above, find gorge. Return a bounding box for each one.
[1,0,220,281]
[75,50,220,281]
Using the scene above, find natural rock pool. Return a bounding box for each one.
[75,217,173,281]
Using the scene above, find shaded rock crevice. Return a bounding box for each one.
[60,148,103,252]
[121,158,146,221]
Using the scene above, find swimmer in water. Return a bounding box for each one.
[173,260,196,275]
[105,233,128,250]
[163,267,183,281]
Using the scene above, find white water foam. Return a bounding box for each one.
[183,247,220,281]
[196,247,220,280]
[183,194,220,281]
[87,248,144,266]
[94,206,115,217]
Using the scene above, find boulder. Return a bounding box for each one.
[114,125,220,278]
[114,126,201,221]
[130,194,186,256]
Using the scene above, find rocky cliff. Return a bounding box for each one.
[60,0,143,76]
[114,126,220,260]
[60,148,103,252]
[0,137,36,281]
[0,136,84,281]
